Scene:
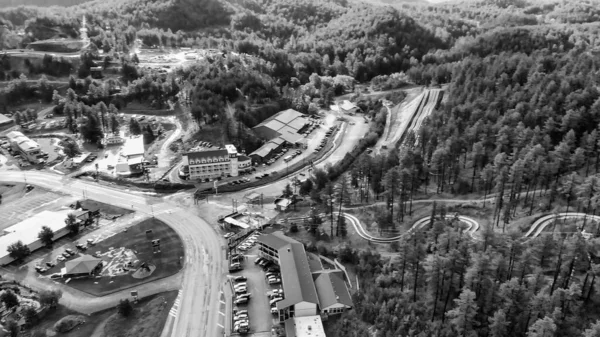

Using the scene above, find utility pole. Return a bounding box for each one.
[260,193,263,209]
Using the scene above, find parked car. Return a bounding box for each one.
[45,261,55,268]
[234,297,248,305]
[224,232,234,239]
[254,257,264,265]
[87,238,95,245]
[35,265,47,273]
[269,297,283,305]
[235,287,247,294]
[233,276,247,282]
[65,248,75,255]
[234,282,248,289]
[57,255,66,262]
[268,278,282,285]
[234,309,248,315]
[76,243,87,250]
[62,252,71,258]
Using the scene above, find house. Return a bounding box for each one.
[275,198,292,212]
[62,255,102,278]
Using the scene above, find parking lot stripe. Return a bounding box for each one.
[217,323,224,328]
[219,311,225,316]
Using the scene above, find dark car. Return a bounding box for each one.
[45,261,55,268]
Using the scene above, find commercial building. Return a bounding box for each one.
[0,210,74,266]
[250,109,310,163]
[6,131,43,164]
[284,316,326,337]
[257,232,353,322]
[0,113,12,126]
[115,136,145,176]
[183,144,251,180]
[63,255,102,278]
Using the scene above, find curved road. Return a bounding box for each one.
[524,212,600,240]
[0,171,224,337]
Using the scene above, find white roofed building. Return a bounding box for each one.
[7,131,43,164]
[0,210,75,265]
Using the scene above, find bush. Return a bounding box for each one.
[117,299,134,317]
[54,315,86,332]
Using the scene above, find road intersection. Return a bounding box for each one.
[0,171,224,337]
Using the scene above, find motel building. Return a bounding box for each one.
[183,144,251,180]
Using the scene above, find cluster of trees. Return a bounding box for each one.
[0,287,62,337]
[331,219,600,336]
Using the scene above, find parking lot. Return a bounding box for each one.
[228,237,281,335]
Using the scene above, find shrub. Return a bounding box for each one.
[54,315,85,332]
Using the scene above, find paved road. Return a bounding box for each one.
[0,171,225,337]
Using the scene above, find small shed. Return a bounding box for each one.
[274,198,292,212]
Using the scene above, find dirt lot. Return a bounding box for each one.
[65,218,184,296]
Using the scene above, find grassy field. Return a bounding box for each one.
[80,199,134,217]
[17,290,178,337]
[101,290,178,337]
[66,218,184,296]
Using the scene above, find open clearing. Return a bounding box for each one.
[66,218,184,296]
[99,290,178,337]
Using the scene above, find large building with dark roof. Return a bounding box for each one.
[257,232,353,322]
[250,109,309,163]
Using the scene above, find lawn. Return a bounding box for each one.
[17,290,178,337]
[66,218,184,296]
[79,199,134,217]
[101,290,178,337]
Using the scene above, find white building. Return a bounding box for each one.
[184,144,244,180]
[0,210,74,266]
[330,100,360,115]
[284,316,326,337]
[115,136,145,176]
[6,131,42,164]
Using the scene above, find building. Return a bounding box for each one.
[330,100,360,115]
[257,232,353,322]
[63,255,102,278]
[284,316,326,337]
[6,131,43,164]
[250,109,310,163]
[313,272,353,315]
[0,210,74,266]
[115,136,145,176]
[103,134,125,146]
[0,113,12,126]
[184,144,242,180]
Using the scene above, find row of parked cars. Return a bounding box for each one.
[227,177,251,186]
[314,126,337,154]
[302,121,321,137]
[231,275,251,333]
[237,233,259,251]
[35,239,94,273]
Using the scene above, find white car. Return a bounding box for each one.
[234,283,247,289]
[57,255,66,262]
[235,287,247,294]
[224,232,234,239]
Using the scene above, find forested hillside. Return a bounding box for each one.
[330,223,600,336]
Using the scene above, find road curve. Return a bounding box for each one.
[524,212,600,240]
[0,171,224,337]
[286,212,480,244]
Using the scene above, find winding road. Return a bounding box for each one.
[0,171,225,337]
